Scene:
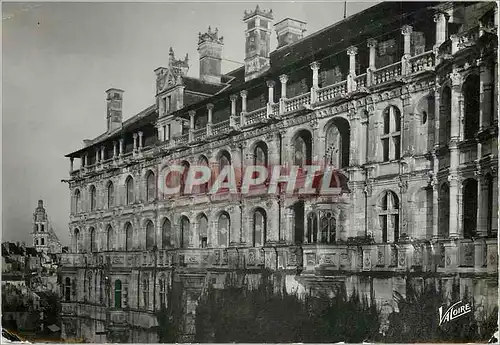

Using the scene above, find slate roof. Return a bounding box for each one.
[65,1,448,157]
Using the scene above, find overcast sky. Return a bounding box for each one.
[2,1,377,246]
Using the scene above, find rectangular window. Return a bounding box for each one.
[167,95,172,113]
[166,124,171,141]
[393,214,400,242]
[41,238,45,245]
[382,138,390,161]
[380,215,387,243]
[162,97,167,114]
[393,136,401,160]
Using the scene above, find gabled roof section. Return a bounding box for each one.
[66,105,158,158]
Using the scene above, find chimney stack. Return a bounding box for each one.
[106,88,124,133]
[243,6,273,81]
[274,18,306,48]
[198,27,224,84]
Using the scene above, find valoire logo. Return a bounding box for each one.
[439,300,472,326]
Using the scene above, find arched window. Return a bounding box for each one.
[218,212,230,247]
[126,176,134,205]
[64,277,71,302]
[74,189,81,214]
[125,223,133,251]
[319,212,336,244]
[73,229,80,253]
[439,183,450,238]
[198,156,210,194]
[198,214,208,248]
[485,174,494,236]
[106,226,113,251]
[107,182,114,209]
[142,277,149,309]
[162,218,172,249]
[146,171,156,202]
[253,208,267,247]
[159,276,167,309]
[306,213,318,243]
[254,142,268,166]
[462,178,478,239]
[378,191,400,243]
[145,221,155,250]
[381,106,401,162]
[180,216,190,248]
[293,130,312,167]
[90,185,97,211]
[439,86,452,145]
[463,74,480,140]
[114,280,122,309]
[89,227,97,253]
[325,118,350,168]
[218,151,232,189]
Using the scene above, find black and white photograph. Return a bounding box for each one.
[2,1,499,343]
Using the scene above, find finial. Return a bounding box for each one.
[255,4,260,11]
[169,47,174,56]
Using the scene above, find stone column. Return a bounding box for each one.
[188,110,195,142]
[367,39,377,86]
[346,46,358,92]
[81,154,86,168]
[279,75,288,115]
[70,158,74,173]
[240,90,248,126]
[119,139,124,156]
[101,146,105,162]
[206,103,213,136]
[310,62,320,103]
[476,172,489,237]
[401,25,413,75]
[138,131,143,150]
[266,80,275,104]
[269,198,280,243]
[95,148,100,164]
[448,172,459,238]
[230,94,237,116]
[133,133,138,152]
[434,11,449,48]
[349,111,361,166]
[113,141,117,158]
[431,175,439,239]
[479,60,493,129]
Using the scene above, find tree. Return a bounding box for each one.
[195,270,379,343]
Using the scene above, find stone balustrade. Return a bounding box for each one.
[61,237,497,274]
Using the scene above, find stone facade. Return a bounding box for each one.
[61,2,498,343]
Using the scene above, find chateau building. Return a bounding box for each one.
[60,2,498,342]
[33,200,62,254]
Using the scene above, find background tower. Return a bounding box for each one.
[33,199,49,252]
[243,5,273,81]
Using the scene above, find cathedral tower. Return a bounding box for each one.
[33,199,49,252]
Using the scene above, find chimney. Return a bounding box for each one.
[38,200,43,208]
[106,88,124,133]
[274,18,307,48]
[243,5,273,81]
[198,27,224,84]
